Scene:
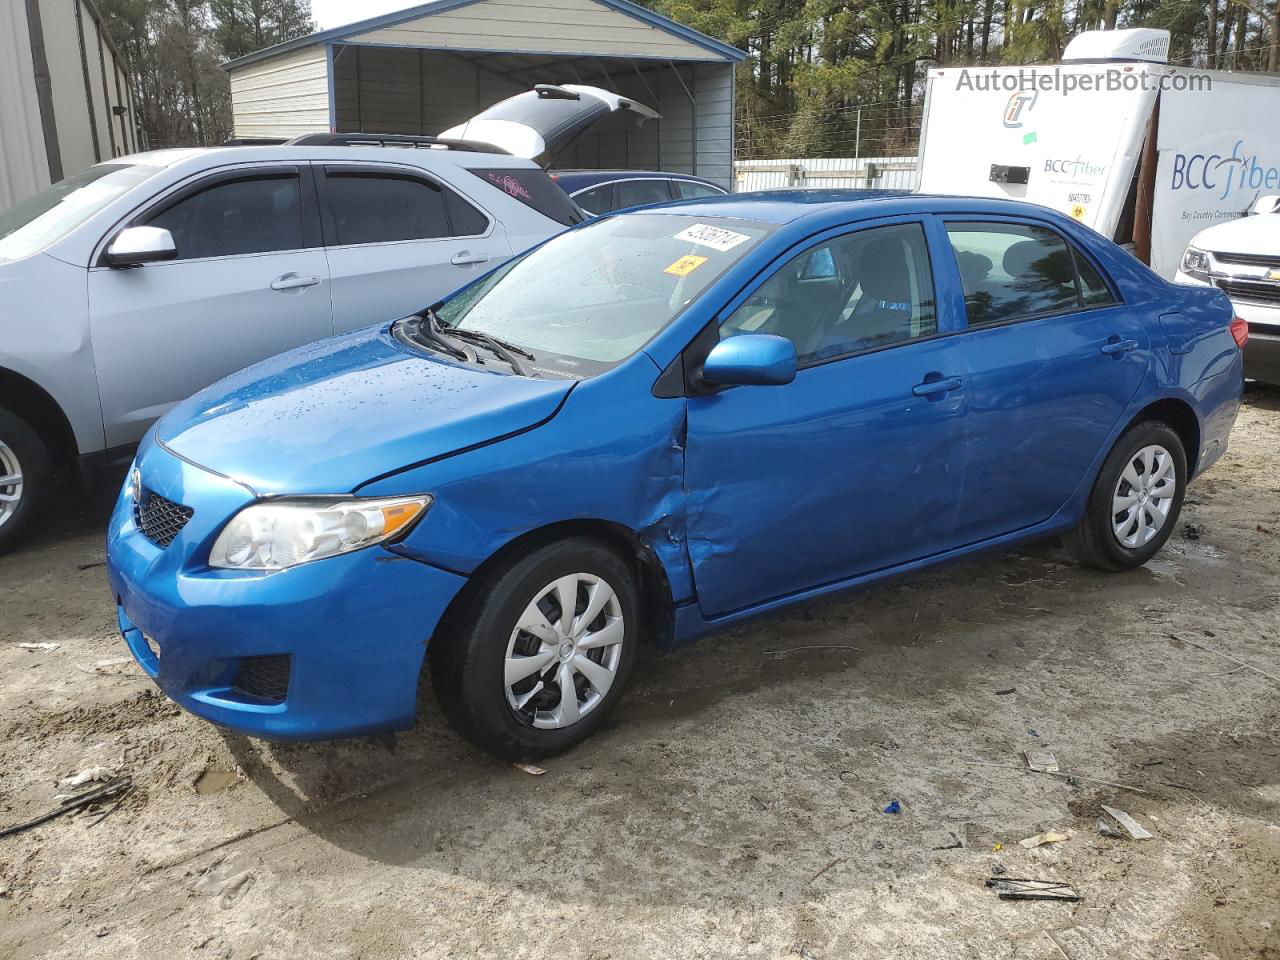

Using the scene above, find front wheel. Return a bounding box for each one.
[0,408,52,554]
[430,538,639,761]
[1064,420,1187,571]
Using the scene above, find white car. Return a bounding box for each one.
[1175,194,1280,384]
[0,84,659,551]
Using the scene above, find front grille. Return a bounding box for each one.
[231,655,291,703]
[1210,250,1280,270]
[1214,277,1280,307]
[134,490,193,547]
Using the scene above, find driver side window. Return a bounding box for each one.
[720,222,937,365]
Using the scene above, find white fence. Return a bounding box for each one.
[733,155,920,193]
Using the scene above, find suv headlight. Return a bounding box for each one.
[1180,247,1211,279]
[209,496,432,571]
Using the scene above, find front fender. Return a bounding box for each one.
[356,357,694,604]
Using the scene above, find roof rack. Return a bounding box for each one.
[221,136,288,146]
[284,133,510,154]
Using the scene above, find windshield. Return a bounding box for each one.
[434,213,772,377]
[0,164,162,264]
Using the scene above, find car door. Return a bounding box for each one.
[317,164,513,333]
[939,217,1151,543]
[87,165,333,448]
[684,220,969,617]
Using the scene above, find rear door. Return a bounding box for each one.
[317,163,512,332]
[88,164,333,447]
[938,217,1150,542]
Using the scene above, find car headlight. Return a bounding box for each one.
[1181,247,1211,279]
[209,495,432,571]
[125,467,141,503]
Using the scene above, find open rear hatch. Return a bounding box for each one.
[441,84,660,166]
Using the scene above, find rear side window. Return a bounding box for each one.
[145,175,304,260]
[673,180,724,200]
[945,222,1113,325]
[572,184,613,214]
[1076,252,1117,306]
[325,171,449,245]
[469,168,585,226]
[614,179,674,209]
[445,191,489,236]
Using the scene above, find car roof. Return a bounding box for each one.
[624,190,1073,227]
[109,144,543,173]
[551,170,722,190]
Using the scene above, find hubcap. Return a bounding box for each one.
[0,441,23,530]
[1111,443,1176,549]
[503,572,625,730]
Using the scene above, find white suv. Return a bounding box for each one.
[1175,194,1280,385]
[0,80,674,551]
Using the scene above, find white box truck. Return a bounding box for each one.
[916,28,1280,279]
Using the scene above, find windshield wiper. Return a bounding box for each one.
[408,312,473,362]
[444,327,535,377]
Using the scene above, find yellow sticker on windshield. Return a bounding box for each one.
[664,255,709,277]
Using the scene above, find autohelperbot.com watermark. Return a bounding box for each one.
[953,66,1211,95]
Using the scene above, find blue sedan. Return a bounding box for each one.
[106,191,1245,759]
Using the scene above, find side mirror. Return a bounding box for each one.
[105,226,177,267]
[1249,194,1280,216]
[702,334,797,387]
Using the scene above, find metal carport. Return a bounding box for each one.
[224,0,744,188]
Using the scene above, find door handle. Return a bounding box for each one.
[912,375,963,397]
[450,251,490,266]
[1101,338,1139,356]
[270,273,321,292]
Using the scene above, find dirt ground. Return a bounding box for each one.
[2,388,1278,960]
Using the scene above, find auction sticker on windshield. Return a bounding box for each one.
[664,255,709,276]
[674,223,752,252]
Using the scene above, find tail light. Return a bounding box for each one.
[1230,316,1249,349]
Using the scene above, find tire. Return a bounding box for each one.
[1064,420,1187,571]
[0,408,53,554]
[430,537,640,761]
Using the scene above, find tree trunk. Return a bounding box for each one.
[1207,0,1218,68]
[1268,0,1279,70]
[1233,5,1247,68]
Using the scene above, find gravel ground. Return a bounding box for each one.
[1,387,1278,960]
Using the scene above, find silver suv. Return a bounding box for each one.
[0,84,665,551]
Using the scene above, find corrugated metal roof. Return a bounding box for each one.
[223,0,746,70]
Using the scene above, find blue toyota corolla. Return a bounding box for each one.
[107,192,1245,760]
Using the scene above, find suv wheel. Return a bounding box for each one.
[1064,420,1187,571]
[0,409,52,554]
[430,538,639,761]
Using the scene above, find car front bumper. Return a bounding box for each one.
[106,440,466,741]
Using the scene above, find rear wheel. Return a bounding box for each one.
[1064,420,1186,571]
[430,538,639,761]
[0,408,52,554]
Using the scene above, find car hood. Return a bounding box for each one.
[1193,211,1280,256]
[157,325,574,495]
[440,84,659,164]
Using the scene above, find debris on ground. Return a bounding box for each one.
[883,800,901,814]
[1018,830,1070,848]
[513,763,546,776]
[1168,633,1280,685]
[1100,804,1154,840]
[1024,750,1059,773]
[75,657,136,676]
[985,877,1081,901]
[995,687,1016,695]
[0,777,133,840]
[16,642,59,652]
[59,765,118,787]
[1183,523,1201,540]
